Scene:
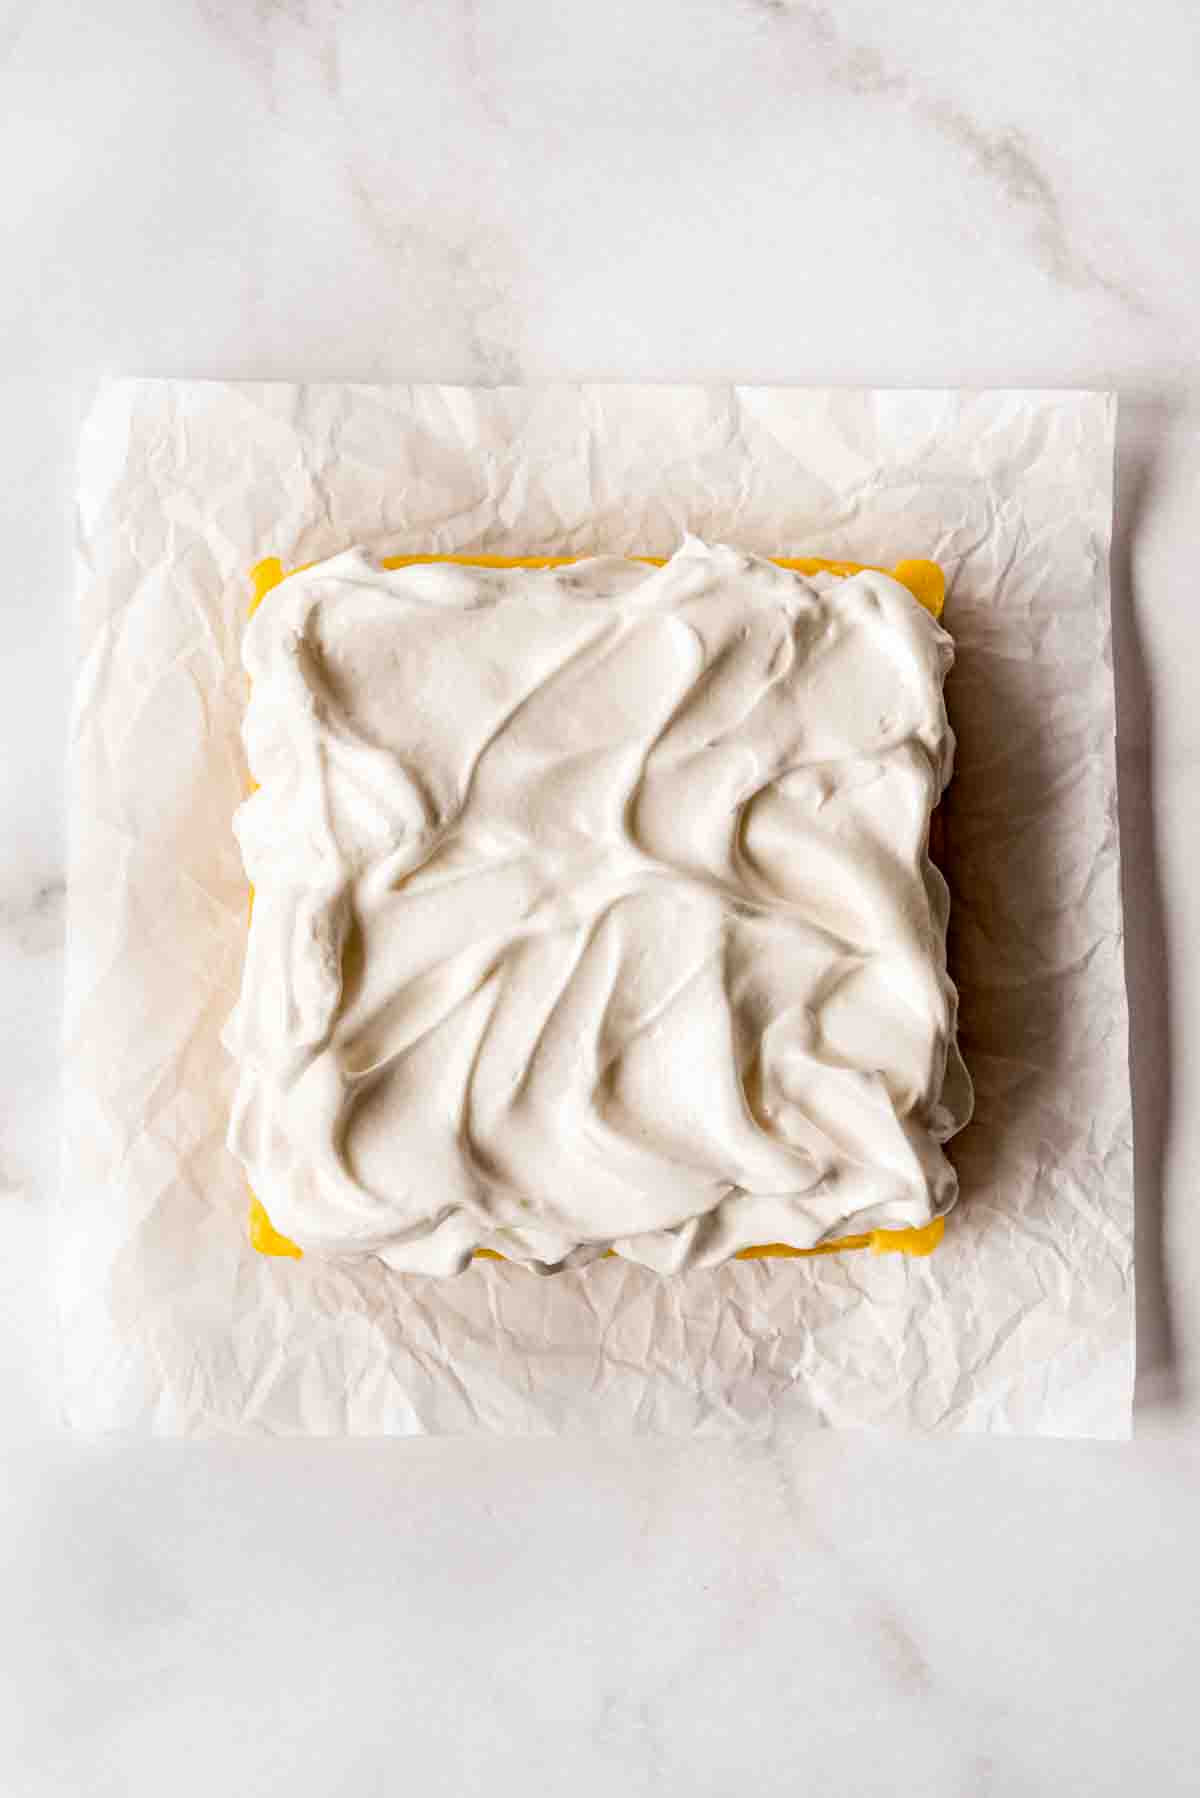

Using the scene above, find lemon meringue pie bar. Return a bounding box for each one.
[225,541,971,1275]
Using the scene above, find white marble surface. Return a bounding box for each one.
[2,2,1198,1792]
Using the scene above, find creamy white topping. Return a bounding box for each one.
[224,540,972,1275]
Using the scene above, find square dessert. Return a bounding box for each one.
[225,540,971,1274]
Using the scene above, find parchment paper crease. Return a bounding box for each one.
[62,382,1132,1437]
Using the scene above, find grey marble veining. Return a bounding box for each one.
[0,877,65,961]
[749,0,1147,312]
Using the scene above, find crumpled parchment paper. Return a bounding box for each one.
[61,382,1131,1437]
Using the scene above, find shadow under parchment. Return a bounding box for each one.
[1110,394,1177,1412]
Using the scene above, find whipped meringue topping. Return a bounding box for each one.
[224,540,972,1275]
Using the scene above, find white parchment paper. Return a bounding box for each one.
[62,382,1131,1437]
